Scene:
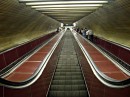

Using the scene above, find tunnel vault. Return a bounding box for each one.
[76,0,130,47]
[0,0,129,51]
[0,0,60,51]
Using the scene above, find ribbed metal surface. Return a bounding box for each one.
[48,30,88,97]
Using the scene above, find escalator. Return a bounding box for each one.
[48,29,89,97]
[1,29,130,97]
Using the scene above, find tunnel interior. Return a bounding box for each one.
[0,1,130,97]
[0,0,130,51]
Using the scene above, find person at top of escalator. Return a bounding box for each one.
[82,28,87,38]
[56,27,60,32]
[87,29,93,42]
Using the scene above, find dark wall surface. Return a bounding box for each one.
[0,0,60,51]
[76,0,130,47]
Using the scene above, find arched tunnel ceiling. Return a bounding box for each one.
[19,0,114,25]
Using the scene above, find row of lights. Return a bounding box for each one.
[20,0,108,9]
[19,0,109,23]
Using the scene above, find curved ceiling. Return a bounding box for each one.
[19,0,114,25]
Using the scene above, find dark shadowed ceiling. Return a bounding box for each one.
[19,0,114,25]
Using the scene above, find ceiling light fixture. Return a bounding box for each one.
[31,4,103,8]
[41,11,92,13]
[26,1,108,5]
[35,7,99,10]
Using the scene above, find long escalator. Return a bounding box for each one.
[48,30,88,97]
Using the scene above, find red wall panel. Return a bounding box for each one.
[0,54,6,70]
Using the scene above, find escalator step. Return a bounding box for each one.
[56,69,81,72]
[59,55,77,59]
[50,85,86,91]
[57,64,79,66]
[52,80,85,85]
[58,61,78,64]
[60,52,76,54]
[58,57,77,59]
[58,60,78,63]
[48,90,88,97]
[54,72,82,76]
[57,65,80,69]
[53,76,83,80]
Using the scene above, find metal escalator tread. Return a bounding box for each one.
[56,69,81,72]
[52,80,85,85]
[48,30,88,97]
[48,90,88,97]
[53,76,83,80]
[50,85,86,91]
[55,72,82,75]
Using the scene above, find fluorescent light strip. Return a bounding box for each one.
[36,7,98,10]
[46,14,87,16]
[55,18,76,19]
[42,12,91,14]
[49,13,86,15]
[53,17,83,18]
[53,17,71,19]
[42,11,92,13]
[57,18,81,20]
[26,1,108,5]
[56,18,78,19]
[53,19,76,21]
[31,4,103,8]
[55,18,76,20]
[57,19,80,20]
[48,14,85,16]
[39,9,93,12]
[19,0,51,1]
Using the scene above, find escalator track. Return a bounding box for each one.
[47,30,89,97]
